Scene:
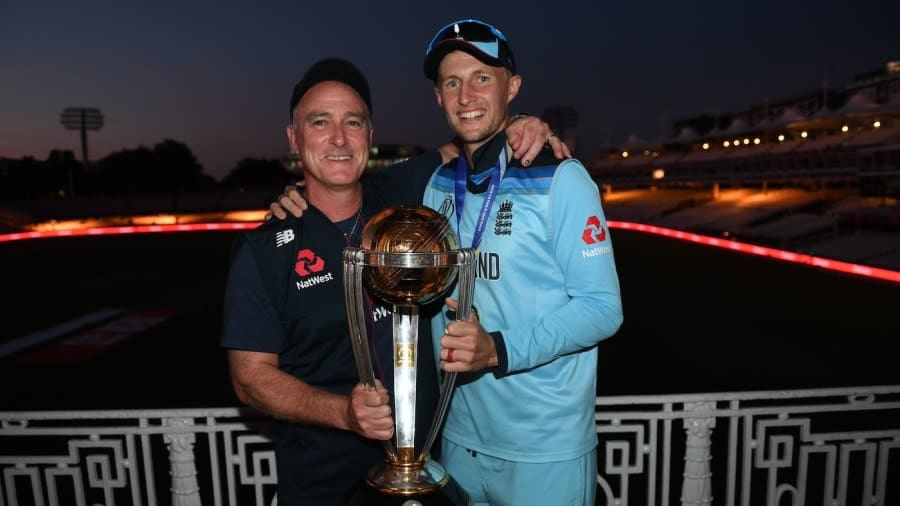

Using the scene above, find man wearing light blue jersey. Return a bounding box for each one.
[421,19,624,505]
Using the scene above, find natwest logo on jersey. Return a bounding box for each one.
[581,215,611,258]
[294,249,334,290]
[582,216,607,245]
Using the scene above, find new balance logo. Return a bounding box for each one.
[275,229,295,247]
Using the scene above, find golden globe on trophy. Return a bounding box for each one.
[342,205,476,506]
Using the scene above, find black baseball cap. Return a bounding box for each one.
[289,57,372,120]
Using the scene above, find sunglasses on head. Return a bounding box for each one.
[426,19,509,59]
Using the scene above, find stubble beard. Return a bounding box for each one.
[456,118,507,154]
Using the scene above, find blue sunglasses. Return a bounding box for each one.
[423,19,515,80]
[426,19,509,57]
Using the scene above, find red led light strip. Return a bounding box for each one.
[608,221,900,284]
[0,222,257,242]
[0,221,897,284]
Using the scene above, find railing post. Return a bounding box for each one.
[681,401,714,505]
[164,417,202,506]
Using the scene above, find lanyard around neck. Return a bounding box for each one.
[454,145,509,250]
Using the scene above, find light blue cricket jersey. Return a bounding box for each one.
[423,135,624,463]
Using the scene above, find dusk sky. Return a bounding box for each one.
[1,1,897,181]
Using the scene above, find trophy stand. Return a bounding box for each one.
[342,205,476,505]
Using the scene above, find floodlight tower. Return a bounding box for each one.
[60,107,104,196]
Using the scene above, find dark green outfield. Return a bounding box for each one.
[1,228,897,411]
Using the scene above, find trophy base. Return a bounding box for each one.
[344,478,470,506]
[343,459,471,506]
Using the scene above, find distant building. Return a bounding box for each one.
[591,61,900,198]
[367,144,425,172]
[671,60,900,142]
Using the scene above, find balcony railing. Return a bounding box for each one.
[1,385,898,506]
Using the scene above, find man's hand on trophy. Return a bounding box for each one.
[347,380,394,440]
[266,181,308,221]
[440,298,499,373]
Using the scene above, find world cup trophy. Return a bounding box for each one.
[342,205,475,505]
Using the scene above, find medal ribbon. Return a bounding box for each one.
[454,145,509,249]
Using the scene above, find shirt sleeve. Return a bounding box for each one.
[365,150,442,204]
[221,237,284,353]
[499,159,624,374]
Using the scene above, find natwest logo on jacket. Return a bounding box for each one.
[295,249,325,277]
[294,248,334,290]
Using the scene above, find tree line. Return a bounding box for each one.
[0,139,295,200]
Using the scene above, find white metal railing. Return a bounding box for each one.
[0,408,277,506]
[595,385,900,506]
[1,385,898,506]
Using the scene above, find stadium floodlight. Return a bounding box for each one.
[60,107,104,197]
[60,107,103,163]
